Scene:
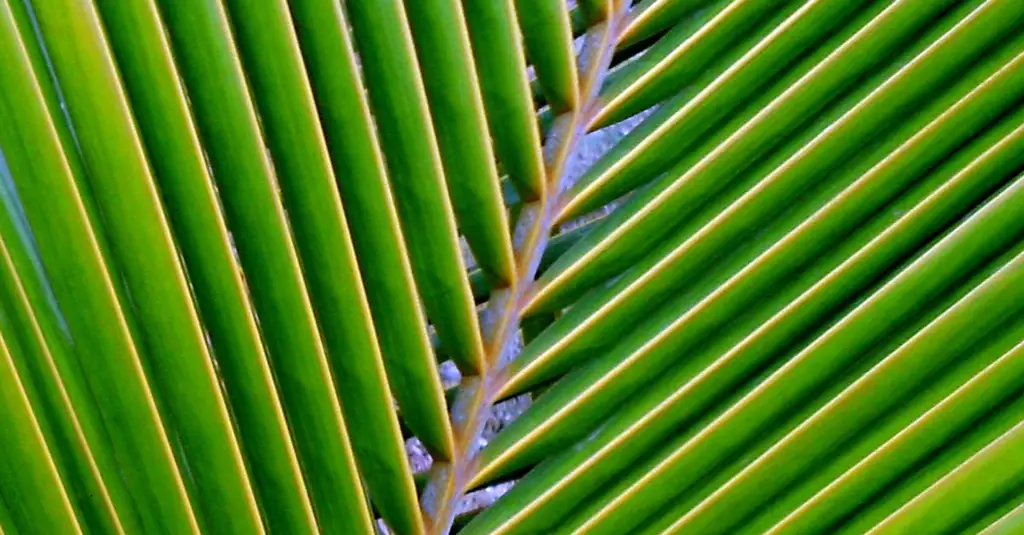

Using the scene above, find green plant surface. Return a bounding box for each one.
[1,0,1023,533]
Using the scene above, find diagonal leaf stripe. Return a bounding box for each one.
[556,0,886,227]
[0,2,199,531]
[344,0,487,375]
[516,0,580,113]
[505,0,1013,396]
[620,0,714,47]
[1,0,1023,533]
[536,0,991,315]
[153,0,373,530]
[666,242,1024,534]
[767,333,1024,534]
[91,0,318,530]
[565,0,894,225]
[219,1,421,530]
[592,0,796,130]
[869,415,1024,534]
[462,0,547,201]
[736,310,1024,534]
[480,8,1024,487]
[403,0,516,286]
[570,167,1024,533]
[467,74,1024,535]
[24,0,265,530]
[289,0,455,463]
[0,316,81,535]
[0,197,131,533]
[979,500,1024,534]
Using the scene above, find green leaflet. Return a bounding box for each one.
[979,501,1024,534]
[463,0,547,201]
[516,0,579,113]
[92,0,318,530]
[557,0,883,226]
[26,1,263,531]
[869,416,1024,534]
[619,0,717,48]
[1,1,1022,534]
[154,0,373,531]
[290,0,455,462]
[344,0,487,375]
[668,241,1024,534]
[763,318,1024,534]
[567,162,1024,533]
[0,2,199,531]
[538,0,960,315]
[593,0,797,130]
[404,0,516,285]
[221,1,420,531]
[507,0,1007,396]
[0,192,132,533]
[0,318,81,534]
[467,39,1024,535]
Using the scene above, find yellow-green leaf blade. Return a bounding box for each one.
[516,0,580,113]
[0,3,197,531]
[154,0,373,530]
[619,0,714,47]
[463,0,546,201]
[28,2,263,530]
[569,163,1024,534]
[508,0,1000,396]
[535,0,991,317]
[344,0,487,374]
[668,242,1024,534]
[979,501,1024,535]
[0,197,133,534]
[466,94,1024,532]
[0,324,82,535]
[289,0,455,462]
[768,329,1024,535]
[92,0,319,530]
[404,0,516,285]
[556,0,917,228]
[592,0,796,130]
[869,417,1024,535]
[222,1,422,531]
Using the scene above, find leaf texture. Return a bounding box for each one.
[92,0,318,530]
[1,0,1023,533]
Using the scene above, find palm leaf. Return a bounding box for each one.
[1,0,1023,533]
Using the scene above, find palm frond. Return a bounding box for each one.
[1,0,1023,533]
